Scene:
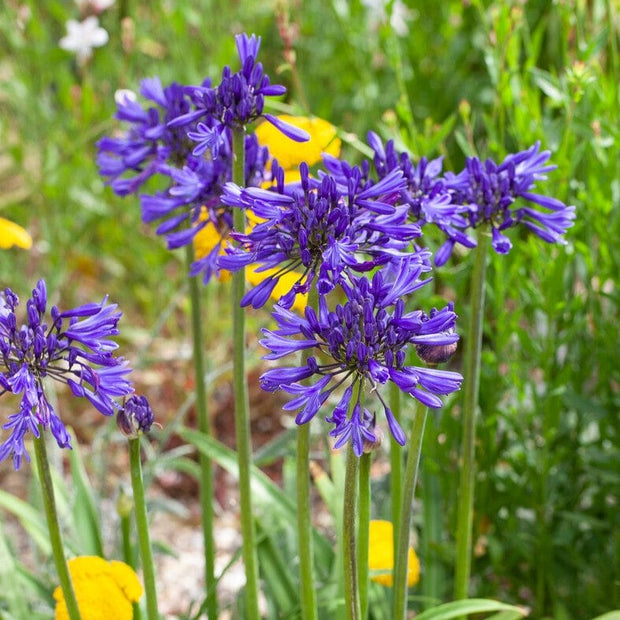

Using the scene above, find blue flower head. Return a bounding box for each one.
[171,33,310,155]
[439,142,577,265]
[259,259,463,456]
[0,280,134,469]
[219,159,427,309]
[363,132,476,263]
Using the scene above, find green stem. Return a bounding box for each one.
[454,227,490,603]
[118,488,143,620]
[33,432,82,620]
[389,382,403,567]
[232,125,260,617]
[297,286,319,620]
[393,402,428,620]
[129,438,159,620]
[421,416,443,608]
[185,245,217,620]
[343,443,361,620]
[358,453,371,620]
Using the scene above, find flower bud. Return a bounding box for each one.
[415,341,458,365]
[117,395,154,438]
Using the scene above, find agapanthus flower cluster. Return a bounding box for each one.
[0,280,133,469]
[260,258,463,455]
[169,34,309,154]
[97,34,312,283]
[219,160,426,309]
[440,141,577,264]
[362,132,476,263]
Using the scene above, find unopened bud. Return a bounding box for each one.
[117,395,154,438]
[415,341,458,365]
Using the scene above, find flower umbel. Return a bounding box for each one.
[440,142,577,263]
[0,280,133,469]
[260,259,463,455]
[53,556,142,620]
[172,33,310,152]
[220,160,423,309]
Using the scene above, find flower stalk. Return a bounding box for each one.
[454,227,490,602]
[343,442,361,620]
[33,431,82,620]
[393,401,428,620]
[389,382,403,565]
[185,243,217,619]
[232,125,260,617]
[297,287,319,620]
[358,452,371,620]
[128,437,159,620]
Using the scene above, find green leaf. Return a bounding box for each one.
[588,613,620,620]
[178,429,334,564]
[0,523,30,618]
[413,599,528,620]
[0,490,51,555]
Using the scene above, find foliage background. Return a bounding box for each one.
[0,0,619,618]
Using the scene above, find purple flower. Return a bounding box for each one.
[96,78,192,196]
[220,160,427,309]
[170,33,310,152]
[363,132,476,264]
[0,280,133,469]
[259,260,463,456]
[440,142,576,263]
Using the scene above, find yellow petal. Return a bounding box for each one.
[54,556,142,620]
[246,265,308,314]
[255,115,341,170]
[0,217,32,250]
[368,519,420,588]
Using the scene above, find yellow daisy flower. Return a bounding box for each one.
[0,217,32,250]
[368,519,420,587]
[254,114,341,170]
[54,556,143,620]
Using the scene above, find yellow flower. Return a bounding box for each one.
[368,520,420,587]
[54,556,143,620]
[0,217,32,250]
[254,115,341,170]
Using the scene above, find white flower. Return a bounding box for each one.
[59,16,109,65]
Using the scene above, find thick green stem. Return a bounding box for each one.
[297,287,319,620]
[185,244,217,619]
[232,126,260,617]
[358,453,371,620]
[129,438,159,620]
[389,382,403,567]
[454,228,490,602]
[393,402,428,620]
[343,443,361,620]
[33,432,82,620]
